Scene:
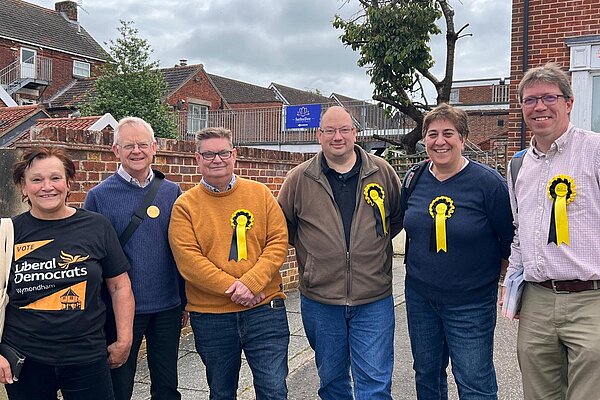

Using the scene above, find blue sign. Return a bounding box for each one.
[285,104,321,129]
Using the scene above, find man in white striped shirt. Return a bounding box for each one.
[503,63,600,399]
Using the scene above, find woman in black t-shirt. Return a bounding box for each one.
[0,147,134,400]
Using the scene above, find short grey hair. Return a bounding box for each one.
[195,127,233,151]
[518,63,573,101]
[113,116,156,145]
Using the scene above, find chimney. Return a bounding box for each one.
[179,59,188,67]
[55,1,78,22]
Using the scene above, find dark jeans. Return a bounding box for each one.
[300,294,395,400]
[190,302,290,400]
[4,357,113,400]
[111,306,182,400]
[406,284,498,400]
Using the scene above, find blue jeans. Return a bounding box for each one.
[190,303,289,400]
[405,284,498,400]
[4,357,113,400]
[300,294,394,400]
[111,306,182,400]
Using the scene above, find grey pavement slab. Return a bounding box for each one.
[131,258,523,399]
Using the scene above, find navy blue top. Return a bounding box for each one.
[403,160,514,304]
[84,173,184,314]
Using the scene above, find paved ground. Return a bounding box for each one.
[129,258,524,399]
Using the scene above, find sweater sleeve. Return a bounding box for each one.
[238,191,288,294]
[169,194,237,297]
[82,189,98,212]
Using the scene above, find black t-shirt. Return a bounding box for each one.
[2,209,130,365]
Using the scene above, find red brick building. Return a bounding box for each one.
[0,0,107,107]
[449,78,510,151]
[509,0,600,154]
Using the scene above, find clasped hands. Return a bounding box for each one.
[226,281,265,308]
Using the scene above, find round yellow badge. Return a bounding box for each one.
[147,205,160,218]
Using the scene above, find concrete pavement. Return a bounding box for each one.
[131,257,524,399]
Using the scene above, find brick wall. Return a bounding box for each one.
[458,86,494,104]
[466,111,509,149]
[16,127,312,290]
[509,0,600,155]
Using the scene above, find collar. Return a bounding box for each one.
[305,145,378,181]
[428,157,469,177]
[321,147,361,177]
[201,175,237,192]
[529,123,574,158]
[117,165,153,188]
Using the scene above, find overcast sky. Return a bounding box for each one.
[29,0,511,101]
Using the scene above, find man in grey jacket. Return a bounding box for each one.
[278,106,402,400]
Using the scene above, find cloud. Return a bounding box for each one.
[27,0,511,101]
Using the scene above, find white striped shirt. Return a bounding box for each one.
[507,124,600,282]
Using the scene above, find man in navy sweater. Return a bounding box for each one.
[84,117,185,400]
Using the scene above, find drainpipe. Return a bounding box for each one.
[520,0,530,150]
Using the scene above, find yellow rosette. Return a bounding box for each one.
[428,196,455,253]
[229,209,254,261]
[547,175,575,246]
[364,183,387,237]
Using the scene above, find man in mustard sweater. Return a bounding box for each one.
[169,127,290,400]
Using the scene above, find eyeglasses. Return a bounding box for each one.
[118,142,152,151]
[319,126,354,136]
[199,150,234,161]
[521,94,569,108]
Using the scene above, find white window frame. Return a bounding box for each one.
[187,103,208,133]
[567,37,600,132]
[73,60,91,78]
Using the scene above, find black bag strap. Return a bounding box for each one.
[400,160,429,263]
[119,170,165,246]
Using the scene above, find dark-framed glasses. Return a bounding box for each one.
[521,94,569,108]
[199,150,234,161]
[319,126,354,136]
[118,142,152,151]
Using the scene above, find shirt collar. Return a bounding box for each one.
[201,175,237,192]
[530,123,574,158]
[117,165,153,188]
[321,147,361,176]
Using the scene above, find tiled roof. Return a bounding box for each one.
[0,104,48,147]
[270,83,331,105]
[0,104,46,134]
[0,0,108,61]
[46,78,96,109]
[208,74,279,104]
[161,65,203,94]
[32,115,102,130]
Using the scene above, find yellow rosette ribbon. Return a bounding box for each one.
[429,196,455,253]
[364,183,387,237]
[547,175,575,246]
[229,209,254,261]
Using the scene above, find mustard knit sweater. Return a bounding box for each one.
[169,177,288,313]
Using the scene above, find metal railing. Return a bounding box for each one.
[175,102,413,145]
[0,55,52,89]
[492,84,509,103]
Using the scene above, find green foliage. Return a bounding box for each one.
[334,1,440,106]
[334,0,463,153]
[81,20,177,138]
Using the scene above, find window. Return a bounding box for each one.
[73,60,90,78]
[187,103,208,133]
[592,75,600,133]
[449,88,460,103]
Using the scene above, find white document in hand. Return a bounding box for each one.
[502,267,525,319]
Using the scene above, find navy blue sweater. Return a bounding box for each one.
[84,173,183,314]
[403,161,514,304]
